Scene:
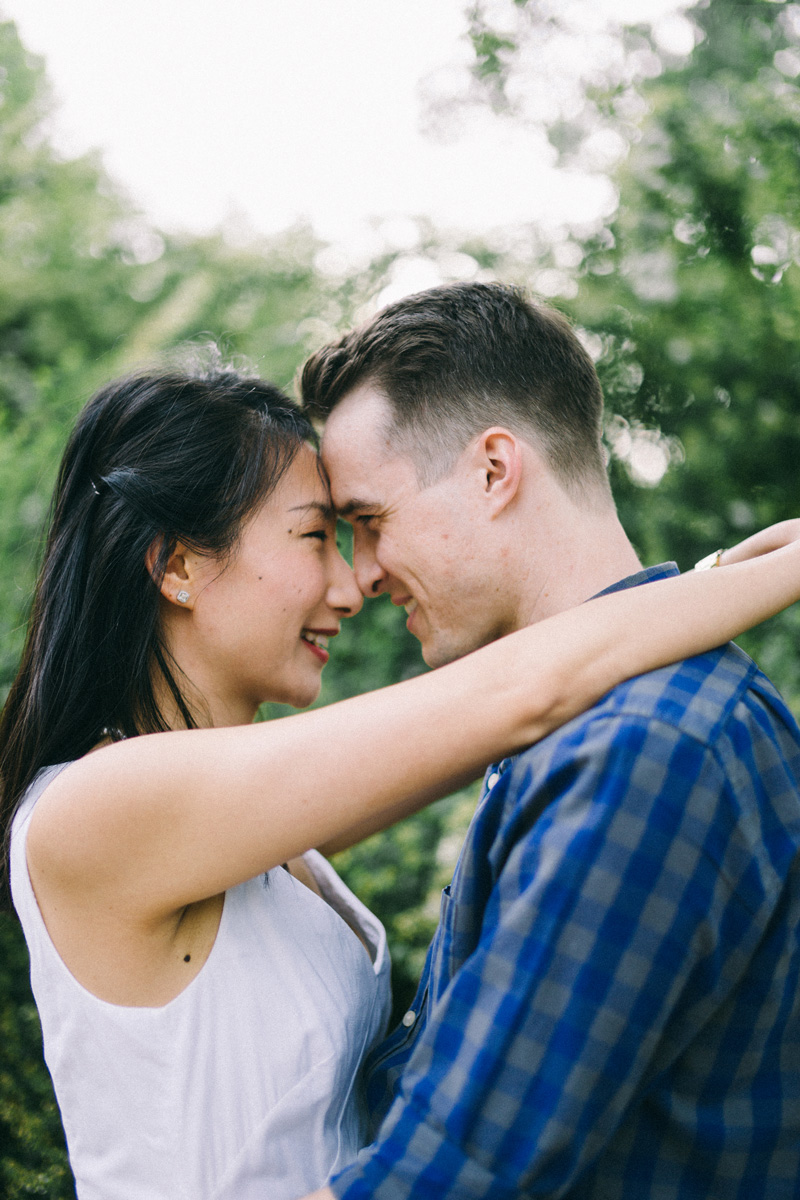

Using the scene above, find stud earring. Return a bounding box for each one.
[176,590,190,604]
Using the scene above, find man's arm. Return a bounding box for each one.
[319,708,774,1199]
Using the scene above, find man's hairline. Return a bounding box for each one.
[322,376,613,507]
[323,376,524,492]
[321,379,454,497]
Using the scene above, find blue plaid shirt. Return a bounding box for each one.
[331,565,800,1199]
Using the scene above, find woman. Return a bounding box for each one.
[2,363,799,1200]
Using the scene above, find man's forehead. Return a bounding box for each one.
[323,437,422,517]
[321,387,403,507]
[323,450,389,512]
[321,432,381,507]
[321,385,394,451]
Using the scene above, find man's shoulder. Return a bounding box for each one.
[591,642,781,740]
[465,645,800,878]
[517,641,800,771]
[554,561,798,750]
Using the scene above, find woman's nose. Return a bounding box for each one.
[329,553,363,616]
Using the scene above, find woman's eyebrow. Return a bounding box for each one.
[288,501,336,520]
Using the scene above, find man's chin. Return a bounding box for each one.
[420,635,469,671]
[421,625,498,669]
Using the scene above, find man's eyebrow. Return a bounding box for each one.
[336,499,379,518]
[288,501,336,521]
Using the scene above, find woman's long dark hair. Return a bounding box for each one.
[0,360,315,861]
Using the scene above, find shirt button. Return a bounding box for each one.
[486,772,500,790]
[401,1010,416,1028]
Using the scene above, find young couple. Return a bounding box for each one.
[2,283,800,1200]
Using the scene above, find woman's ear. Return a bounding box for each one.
[145,538,195,610]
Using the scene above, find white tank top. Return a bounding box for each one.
[10,764,391,1200]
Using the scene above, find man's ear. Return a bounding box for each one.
[474,428,524,515]
[145,538,196,610]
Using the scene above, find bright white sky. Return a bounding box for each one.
[2,0,691,249]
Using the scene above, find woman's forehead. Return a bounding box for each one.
[274,445,332,511]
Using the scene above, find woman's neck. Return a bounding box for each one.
[150,663,257,730]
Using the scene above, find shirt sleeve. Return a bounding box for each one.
[330,712,771,1200]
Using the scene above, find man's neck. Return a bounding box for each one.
[513,509,643,630]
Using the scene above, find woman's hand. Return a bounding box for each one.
[721,519,800,566]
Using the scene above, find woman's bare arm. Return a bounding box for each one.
[318,521,800,857]
[28,524,800,921]
[720,519,800,565]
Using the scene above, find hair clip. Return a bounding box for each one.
[90,478,102,497]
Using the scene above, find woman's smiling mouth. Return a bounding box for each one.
[301,630,333,663]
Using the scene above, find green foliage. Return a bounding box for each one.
[465,2,517,105]
[570,0,800,706]
[460,0,800,708]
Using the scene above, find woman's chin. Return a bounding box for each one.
[265,677,322,711]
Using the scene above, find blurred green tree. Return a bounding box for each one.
[456,0,800,706]
[578,0,800,706]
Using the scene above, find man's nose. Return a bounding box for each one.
[353,538,386,598]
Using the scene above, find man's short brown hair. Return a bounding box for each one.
[299,281,610,500]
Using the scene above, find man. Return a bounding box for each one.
[298,283,800,1198]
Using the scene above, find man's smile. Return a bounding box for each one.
[390,593,419,623]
